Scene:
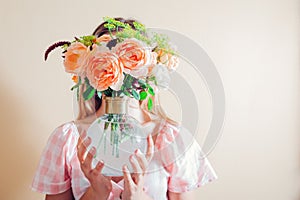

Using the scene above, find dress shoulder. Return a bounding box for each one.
[155,121,218,192]
[31,121,79,194]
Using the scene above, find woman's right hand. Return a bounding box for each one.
[77,130,112,200]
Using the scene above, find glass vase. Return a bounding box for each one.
[86,96,148,176]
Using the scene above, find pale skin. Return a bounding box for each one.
[45,98,196,200]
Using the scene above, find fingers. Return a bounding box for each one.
[77,132,95,179]
[134,149,148,172]
[92,160,104,176]
[81,146,96,175]
[80,128,87,138]
[77,136,92,163]
[130,154,143,173]
[76,128,87,149]
[129,154,143,184]
[123,137,154,195]
[130,135,154,176]
[123,165,135,189]
[76,130,87,161]
[76,133,83,153]
[146,135,154,161]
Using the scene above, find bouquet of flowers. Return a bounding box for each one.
[45,17,179,160]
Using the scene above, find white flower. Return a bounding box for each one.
[151,64,171,89]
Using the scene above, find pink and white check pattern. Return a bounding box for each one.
[32,121,217,200]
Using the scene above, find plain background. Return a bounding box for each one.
[0,0,299,199]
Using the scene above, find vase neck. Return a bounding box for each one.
[104,96,128,114]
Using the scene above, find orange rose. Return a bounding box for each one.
[157,49,179,71]
[72,75,79,83]
[64,42,90,75]
[86,51,124,91]
[96,34,112,43]
[113,38,155,73]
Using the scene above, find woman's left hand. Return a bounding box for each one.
[121,134,154,200]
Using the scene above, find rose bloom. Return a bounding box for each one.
[96,34,112,43]
[86,51,124,91]
[157,49,179,71]
[64,42,90,75]
[113,38,156,76]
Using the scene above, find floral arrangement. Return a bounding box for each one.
[45,17,179,111]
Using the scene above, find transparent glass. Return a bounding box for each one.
[86,113,148,176]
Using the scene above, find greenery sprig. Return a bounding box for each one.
[152,33,176,56]
[75,35,97,47]
[103,16,151,45]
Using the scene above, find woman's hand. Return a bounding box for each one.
[77,130,112,200]
[121,135,154,200]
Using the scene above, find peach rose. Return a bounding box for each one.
[113,38,156,74]
[130,51,157,77]
[96,34,112,43]
[63,42,90,75]
[157,49,179,71]
[86,51,124,91]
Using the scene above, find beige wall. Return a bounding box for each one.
[0,0,299,199]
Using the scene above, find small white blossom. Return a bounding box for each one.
[151,64,171,89]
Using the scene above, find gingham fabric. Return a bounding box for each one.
[32,121,217,200]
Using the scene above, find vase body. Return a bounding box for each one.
[86,96,147,176]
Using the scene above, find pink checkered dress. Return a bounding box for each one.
[32,120,217,200]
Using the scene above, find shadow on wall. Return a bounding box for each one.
[0,80,44,200]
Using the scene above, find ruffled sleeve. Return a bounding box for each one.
[155,122,218,193]
[31,122,78,194]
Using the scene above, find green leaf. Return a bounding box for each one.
[70,83,79,91]
[104,23,116,30]
[103,88,113,97]
[62,43,69,51]
[147,98,153,111]
[148,86,155,96]
[124,74,133,88]
[76,87,79,101]
[84,77,90,84]
[133,21,146,32]
[138,79,147,89]
[123,90,131,97]
[83,85,96,100]
[104,122,110,130]
[70,76,82,91]
[79,35,96,47]
[132,90,140,100]
[140,91,147,100]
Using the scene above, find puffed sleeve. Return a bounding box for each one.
[156,122,218,193]
[31,122,78,194]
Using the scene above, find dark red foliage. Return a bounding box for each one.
[44,41,71,61]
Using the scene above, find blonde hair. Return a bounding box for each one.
[140,90,180,126]
[75,83,98,121]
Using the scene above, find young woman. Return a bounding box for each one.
[32,18,217,200]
